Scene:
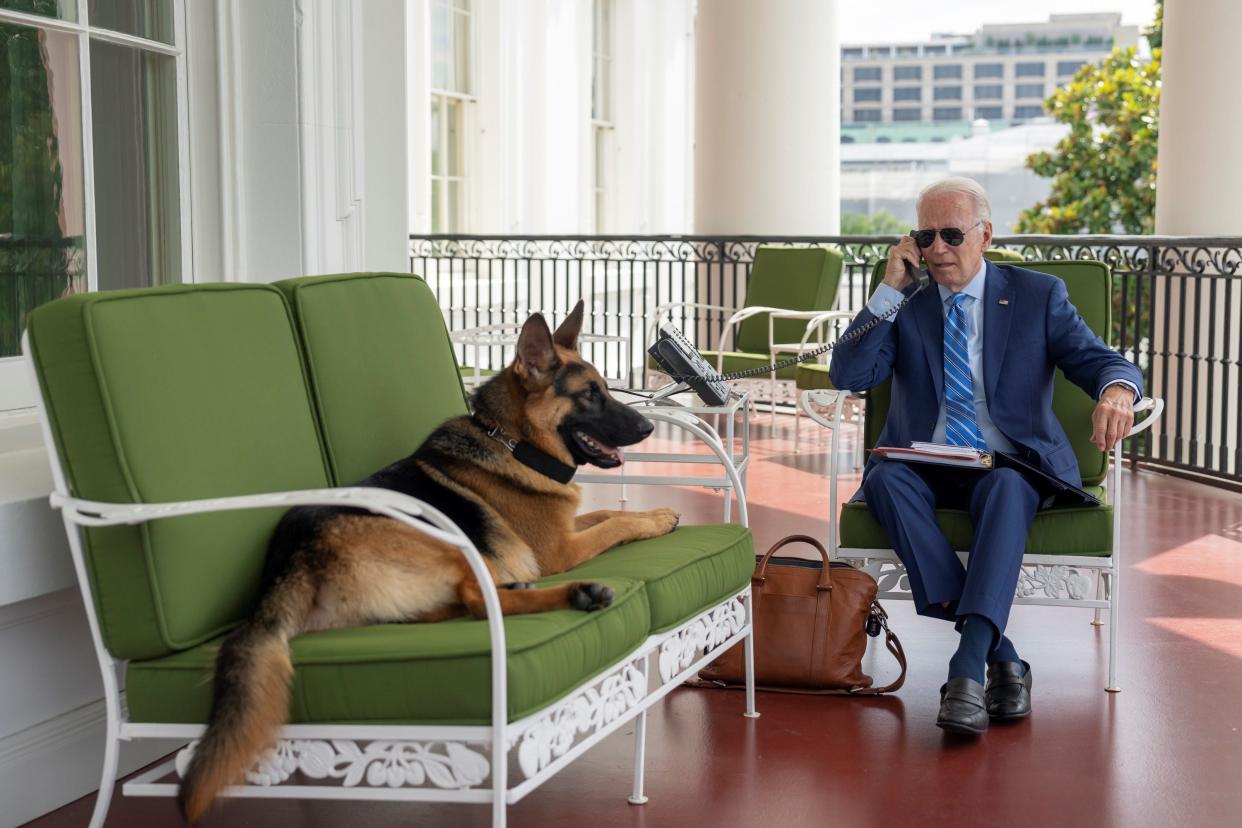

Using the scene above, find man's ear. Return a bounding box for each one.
[514,312,559,385]
[552,299,584,351]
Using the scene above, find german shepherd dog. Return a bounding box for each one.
[178,301,679,821]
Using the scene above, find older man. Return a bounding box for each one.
[829,177,1142,735]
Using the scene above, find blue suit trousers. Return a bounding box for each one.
[861,460,1040,633]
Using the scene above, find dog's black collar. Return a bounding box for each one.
[472,414,576,485]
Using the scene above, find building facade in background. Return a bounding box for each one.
[840,13,1138,134]
[839,13,1141,232]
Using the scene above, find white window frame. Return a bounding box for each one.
[0,0,193,412]
[591,0,614,234]
[429,0,475,234]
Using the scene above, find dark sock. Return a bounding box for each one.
[947,614,997,684]
[988,634,1021,668]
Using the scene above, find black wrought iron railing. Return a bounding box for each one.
[410,234,1242,488]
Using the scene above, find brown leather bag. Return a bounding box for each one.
[698,535,906,694]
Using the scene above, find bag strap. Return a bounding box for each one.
[849,601,907,695]
[754,534,833,591]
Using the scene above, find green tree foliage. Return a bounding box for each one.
[1015,3,1163,234]
[840,209,907,236]
[0,1,79,356]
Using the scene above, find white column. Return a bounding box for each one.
[694,0,839,235]
[1154,0,1242,233]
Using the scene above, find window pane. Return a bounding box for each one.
[893,87,920,102]
[430,97,442,174]
[431,179,442,232]
[90,40,180,290]
[933,86,961,100]
[445,99,460,176]
[853,88,881,103]
[430,2,449,90]
[853,66,881,82]
[933,64,961,80]
[594,126,606,188]
[893,108,920,122]
[974,63,1003,79]
[453,9,470,94]
[446,180,461,233]
[0,0,76,22]
[974,84,1002,100]
[0,24,85,358]
[88,0,174,45]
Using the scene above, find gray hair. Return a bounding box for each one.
[916,177,992,223]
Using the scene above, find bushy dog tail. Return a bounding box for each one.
[177,571,315,823]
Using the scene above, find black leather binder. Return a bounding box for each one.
[993,451,1102,509]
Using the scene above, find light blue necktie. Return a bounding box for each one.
[943,294,986,450]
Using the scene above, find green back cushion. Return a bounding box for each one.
[734,246,844,354]
[985,248,1025,263]
[862,259,1111,485]
[27,285,332,659]
[274,273,470,485]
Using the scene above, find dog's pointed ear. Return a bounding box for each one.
[514,312,559,385]
[552,300,584,351]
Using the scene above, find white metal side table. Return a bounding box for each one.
[577,389,751,524]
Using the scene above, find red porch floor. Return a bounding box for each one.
[25,413,1242,828]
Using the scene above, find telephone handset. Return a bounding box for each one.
[646,248,932,405]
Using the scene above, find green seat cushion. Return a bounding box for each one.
[127,577,650,726]
[458,365,498,379]
[274,273,470,485]
[551,524,754,632]
[647,350,803,381]
[26,285,332,660]
[839,489,1112,557]
[795,363,835,390]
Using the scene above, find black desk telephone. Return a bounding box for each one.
[647,257,930,406]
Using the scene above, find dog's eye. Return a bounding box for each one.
[579,385,603,406]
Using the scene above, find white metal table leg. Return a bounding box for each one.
[1091,573,1105,627]
[627,710,650,805]
[743,589,760,719]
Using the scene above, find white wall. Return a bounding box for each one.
[408,0,696,235]
[0,3,410,823]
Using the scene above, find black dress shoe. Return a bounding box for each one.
[985,660,1032,720]
[936,677,988,735]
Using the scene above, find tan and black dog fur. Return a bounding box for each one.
[178,301,678,822]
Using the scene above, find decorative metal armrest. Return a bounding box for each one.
[1127,397,1163,436]
[48,485,507,652]
[769,309,856,359]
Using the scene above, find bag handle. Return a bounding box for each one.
[753,534,832,591]
[850,601,908,695]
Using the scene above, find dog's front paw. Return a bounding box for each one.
[647,507,680,536]
[569,582,615,612]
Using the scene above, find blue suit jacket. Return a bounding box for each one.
[828,261,1144,490]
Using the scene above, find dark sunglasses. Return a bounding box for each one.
[910,220,984,248]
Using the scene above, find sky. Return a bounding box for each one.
[839,1,1159,44]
